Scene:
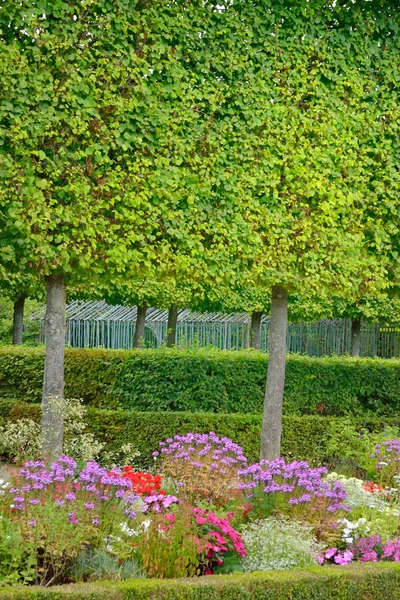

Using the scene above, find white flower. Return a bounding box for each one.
[120,522,137,537]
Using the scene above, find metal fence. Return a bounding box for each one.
[34,301,400,358]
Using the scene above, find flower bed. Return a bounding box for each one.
[2,431,400,587]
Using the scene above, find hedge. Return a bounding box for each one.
[2,564,400,599]
[7,402,399,469]
[1,346,400,416]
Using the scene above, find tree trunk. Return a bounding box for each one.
[250,311,263,350]
[133,304,147,348]
[41,273,66,461]
[12,296,25,345]
[350,318,361,357]
[260,285,288,461]
[166,305,178,347]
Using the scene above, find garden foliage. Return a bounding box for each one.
[2,427,400,590]
[0,565,400,599]
[2,402,400,469]
[2,347,400,416]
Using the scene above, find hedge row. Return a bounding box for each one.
[6,402,399,468]
[2,564,400,599]
[1,346,400,416]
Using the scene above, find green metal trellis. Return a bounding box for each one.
[33,301,400,358]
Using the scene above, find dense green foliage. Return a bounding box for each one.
[1,564,400,599]
[4,401,397,469]
[1,347,400,416]
[1,0,398,311]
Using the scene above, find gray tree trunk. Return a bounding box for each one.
[250,311,263,350]
[350,318,361,357]
[166,305,178,347]
[260,285,288,461]
[133,304,147,348]
[41,273,66,461]
[12,296,25,345]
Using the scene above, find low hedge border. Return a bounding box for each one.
[2,564,400,599]
[6,402,399,468]
[1,346,400,416]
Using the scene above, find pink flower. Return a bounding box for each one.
[334,550,353,565]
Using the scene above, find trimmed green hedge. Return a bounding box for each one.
[1,346,400,416]
[7,402,399,468]
[2,564,400,599]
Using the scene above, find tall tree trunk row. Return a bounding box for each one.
[41,273,67,461]
[133,304,147,348]
[12,296,25,345]
[250,311,263,350]
[166,305,178,347]
[350,318,361,357]
[260,285,288,461]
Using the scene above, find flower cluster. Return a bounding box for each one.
[241,517,325,572]
[238,458,349,531]
[323,547,353,565]
[325,472,381,509]
[193,507,247,559]
[370,439,400,485]
[345,535,400,564]
[0,456,143,586]
[120,467,165,496]
[142,494,179,513]
[339,518,370,544]
[10,457,135,523]
[154,432,247,503]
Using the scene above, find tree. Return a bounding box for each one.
[190,0,399,459]
[175,0,399,458]
[3,0,397,465]
[0,0,260,456]
[232,0,400,459]
[0,2,173,456]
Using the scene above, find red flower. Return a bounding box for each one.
[116,468,166,496]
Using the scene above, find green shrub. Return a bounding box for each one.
[1,564,400,599]
[8,403,397,469]
[1,346,400,416]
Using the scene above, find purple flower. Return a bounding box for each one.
[55,499,65,506]
[13,496,24,503]
[28,498,40,505]
[28,520,37,527]
[84,502,95,510]
[124,509,136,519]
[298,494,311,503]
[92,517,100,526]
[125,494,138,505]
[65,492,76,501]
[325,548,338,559]
[68,512,78,525]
